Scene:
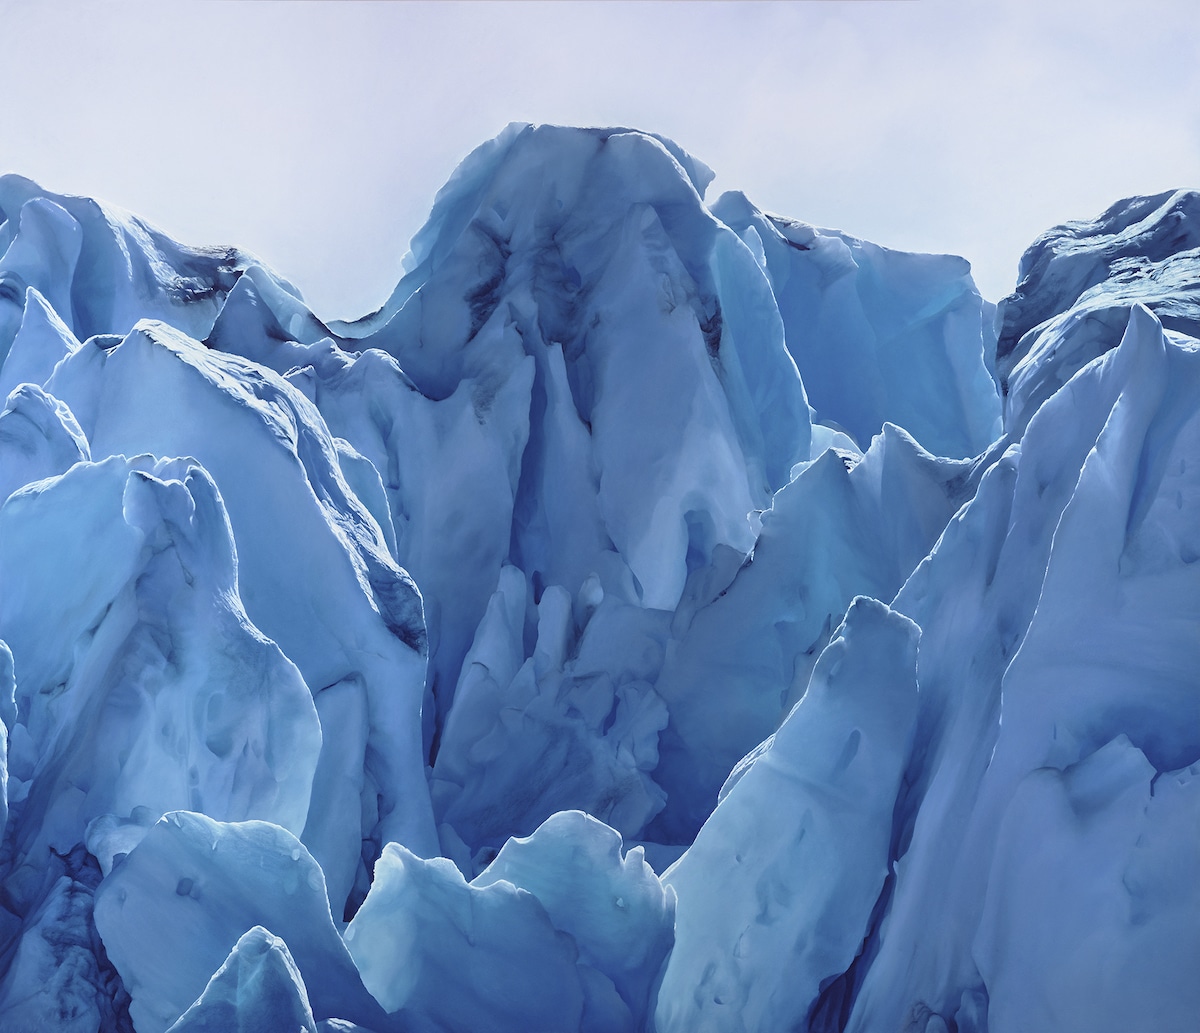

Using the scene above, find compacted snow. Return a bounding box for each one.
[0,125,1196,1032]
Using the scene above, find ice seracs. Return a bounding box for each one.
[656,598,920,1033]
[996,188,1200,433]
[646,422,978,844]
[712,189,1001,460]
[0,126,1197,1033]
[0,382,89,501]
[94,812,389,1033]
[472,810,675,1026]
[46,318,438,906]
[345,842,588,1033]
[0,456,320,876]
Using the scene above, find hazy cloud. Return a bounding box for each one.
[3,0,1198,316]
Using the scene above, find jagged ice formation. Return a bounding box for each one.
[0,124,1196,1032]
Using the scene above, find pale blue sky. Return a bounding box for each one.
[4,0,1199,318]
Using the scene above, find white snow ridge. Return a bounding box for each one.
[0,126,1196,1032]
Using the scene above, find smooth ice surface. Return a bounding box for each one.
[975,738,1200,1033]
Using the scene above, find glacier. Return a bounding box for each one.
[0,123,1196,1032]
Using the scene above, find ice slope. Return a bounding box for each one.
[0,126,1197,1033]
[838,302,1200,1032]
[0,456,320,867]
[656,597,921,1033]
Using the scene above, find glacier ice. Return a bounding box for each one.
[646,422,978,843]
[996,189,1200,434]
[656,597,920,1033]
[0,287,80,402]
[93,812,389,1033]
[345,840,589,1033]
[163,926,318,1033]
[975,736,1200,1033]
[0,382,89,502]
[343,809,673,1033]
[0,123,1198,1032]
[45,318,438,908]
[0,455,320,879]
[711,189,1001,459]
[472,810,675,1025]
[0,844,130,1033]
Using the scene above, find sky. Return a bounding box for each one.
[3,0,1199,320]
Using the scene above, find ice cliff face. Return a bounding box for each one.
[0,124,1195,1033]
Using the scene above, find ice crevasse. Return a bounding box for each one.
[0,124,1195,1032]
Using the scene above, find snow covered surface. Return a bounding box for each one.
[0,124,1197,1031]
